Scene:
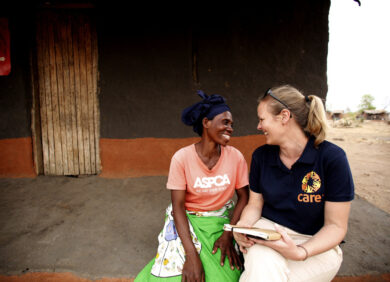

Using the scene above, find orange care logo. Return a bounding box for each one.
[301,171,321,193]
[297,171,323,203]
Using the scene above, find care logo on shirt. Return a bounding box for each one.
[194,174,231,189]
[297,171,323,203]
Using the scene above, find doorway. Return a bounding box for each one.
[31,10,100,175]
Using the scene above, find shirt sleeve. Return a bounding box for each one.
[249,150,262,193]
[324,149,355,202]
[235,152,249,189]
[166,154,187,190]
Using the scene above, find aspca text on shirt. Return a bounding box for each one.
[193,174,231,193]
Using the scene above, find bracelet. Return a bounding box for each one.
[297,245,309,261]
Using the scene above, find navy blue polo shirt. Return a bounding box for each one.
[250,136,354,235]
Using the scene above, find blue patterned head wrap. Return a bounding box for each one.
[181,90,231,136]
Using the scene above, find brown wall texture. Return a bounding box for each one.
[98,1,330,139]
[0,1,330,177]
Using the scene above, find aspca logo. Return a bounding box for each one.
[297,171,323,203]
[194,174,231,189]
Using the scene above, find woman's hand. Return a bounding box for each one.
[171,190,205,281]
[182,252,205,282]
[249,224,306,260]
[232,191,264,254]
[212,231,242,270]
[232,221,255,254]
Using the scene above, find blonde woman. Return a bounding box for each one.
[234,85,354,282]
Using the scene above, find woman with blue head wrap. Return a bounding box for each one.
[135,90,249,282]
[182,90,231,136]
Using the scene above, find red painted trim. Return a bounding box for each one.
[0,137,36,178]
[99,135,266,178]
[0,135,266,178]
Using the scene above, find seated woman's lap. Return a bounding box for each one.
[241,218,343,282]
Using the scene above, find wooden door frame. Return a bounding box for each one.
[30,37,44,175]
[31,7,100,176]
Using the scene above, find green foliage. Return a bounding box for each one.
[358,94,376,112]
[345,111,357,119]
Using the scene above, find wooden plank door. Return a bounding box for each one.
[34,12,100,175]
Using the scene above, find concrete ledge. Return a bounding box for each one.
[0,272,389,281]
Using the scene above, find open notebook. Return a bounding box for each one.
[224,224,282,241]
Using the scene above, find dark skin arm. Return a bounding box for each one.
[212,185,249,270]
[171,190,205,282]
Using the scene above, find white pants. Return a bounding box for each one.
[240,218,343,282]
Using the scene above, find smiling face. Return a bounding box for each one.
[204,111,233,146]
[257,100,284,145]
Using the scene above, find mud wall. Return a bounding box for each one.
[0,1,330,177]
[0,8,36,177]
[98,1,330,139]
[0,12,33,139]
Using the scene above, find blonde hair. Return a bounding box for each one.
[259,85,328,146]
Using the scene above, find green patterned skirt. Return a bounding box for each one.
[134,201,241,282]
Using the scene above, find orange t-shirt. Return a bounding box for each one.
[167,144,249,211]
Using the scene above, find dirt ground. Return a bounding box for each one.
[327,119,390,214]
[0,120,389,281]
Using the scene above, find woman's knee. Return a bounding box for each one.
[241,245,289,282]
[244,244,286,267]
[287,246,343,282]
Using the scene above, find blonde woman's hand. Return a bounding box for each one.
[248,223,307,260]
[232,221,255,254]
